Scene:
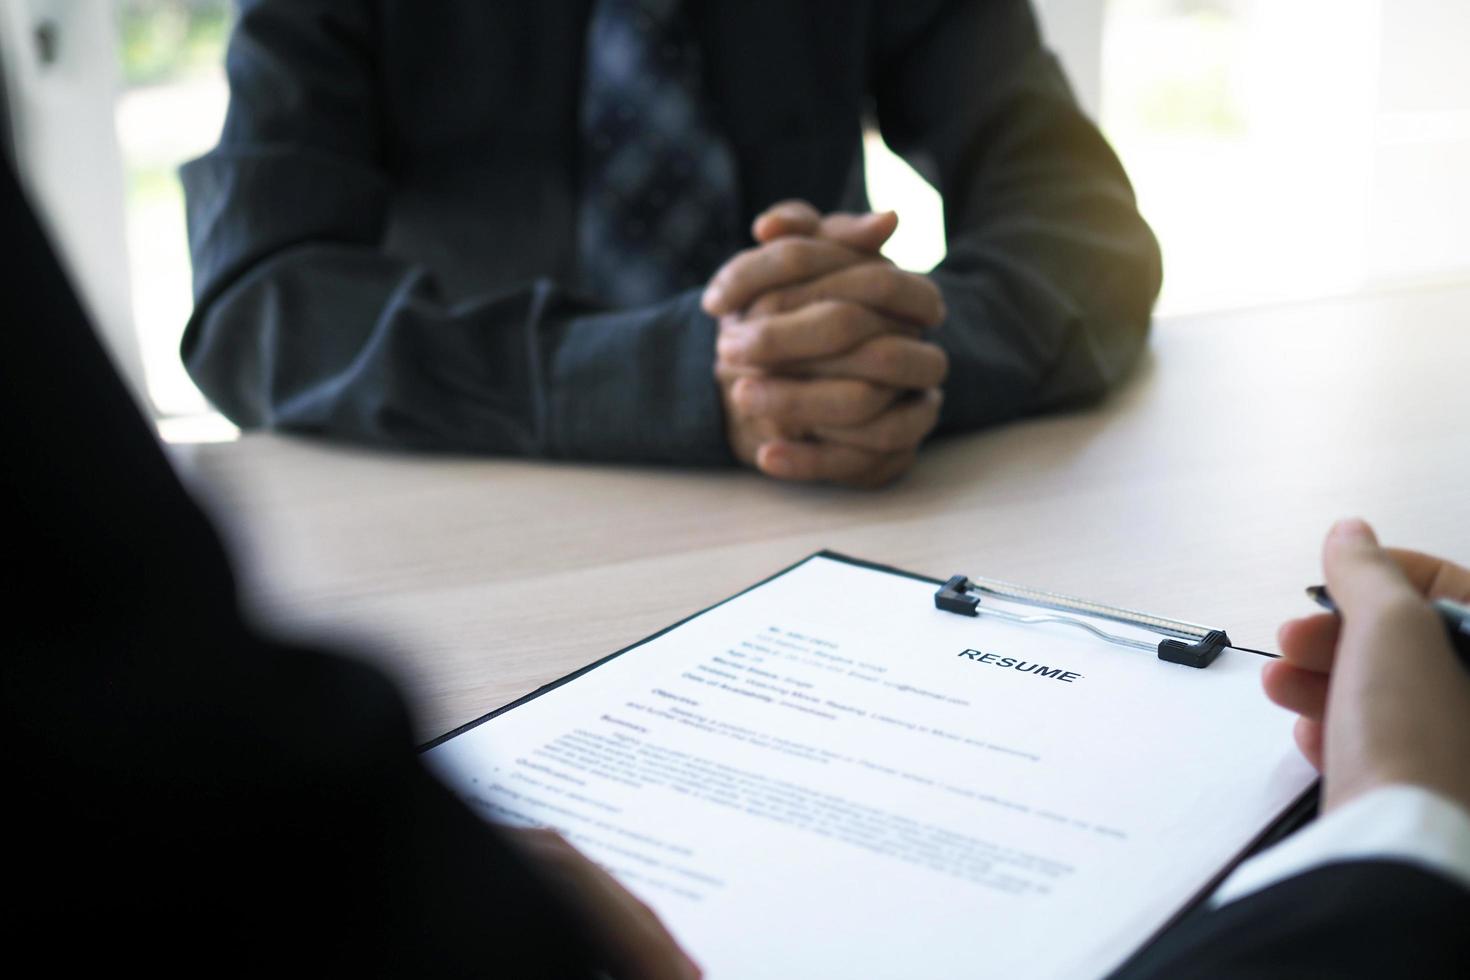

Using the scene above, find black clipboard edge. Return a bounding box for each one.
[1106,782,1320,978]
[420,550,886,751]
[418,548,1320,971]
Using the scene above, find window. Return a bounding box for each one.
[872,0,1470,315]
[115,0,234,440]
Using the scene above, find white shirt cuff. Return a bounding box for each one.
[1212,784,1470,908]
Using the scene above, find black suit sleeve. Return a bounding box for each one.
[181,0,730,463]
[2,164,604,975]
[873,0,1162,432]
[1113,861,1470,979]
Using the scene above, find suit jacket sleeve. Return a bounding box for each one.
[181,0,730,464]
[3,163,605,975]
[1111,860,1470,979]
[872,0,1163,433]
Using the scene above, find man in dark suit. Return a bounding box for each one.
[8,159,1467,974]
[181,0,1162,486]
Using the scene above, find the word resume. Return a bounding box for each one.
[425,555,1316,978]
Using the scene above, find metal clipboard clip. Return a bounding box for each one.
[935,574,1237,669]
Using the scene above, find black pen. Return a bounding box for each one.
[1306,585,1470,668]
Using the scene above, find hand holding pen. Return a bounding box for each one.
[1307,586,1470,669]
[1263,520,1470,816]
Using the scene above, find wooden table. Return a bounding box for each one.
[174,283,1470,741]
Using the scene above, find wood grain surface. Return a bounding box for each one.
[173,283,1470,740]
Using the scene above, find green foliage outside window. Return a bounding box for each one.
[118,0,233,87]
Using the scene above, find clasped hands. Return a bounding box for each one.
[703,200,949,488]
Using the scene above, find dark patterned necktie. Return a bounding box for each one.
[576,0,742,308]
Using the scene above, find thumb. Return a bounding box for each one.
[1315,521,1470,813]
[753,204,898,254]
[816,210,898,253]
[751,200,821,243]
[1322,518,1419,616]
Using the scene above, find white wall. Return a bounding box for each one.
[1034,0,1105,118]
[1368,0,1470,283]
[0,0,145,403]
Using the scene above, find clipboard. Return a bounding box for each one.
[425,551,1273,751]
[934,572,1258,669]
[423,551,1319,979]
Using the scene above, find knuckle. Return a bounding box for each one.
[871,418,909,453]
[930,346,951,385]
[770,290,801,315]
[729,376,762,415]
[859,379,890,407]
[720,245,760,281]
[920,280,946,322]
[901,344,947,389]
[918,398,942,437]
[845,381,889,423]
[868,336,907,377]
[771,239,807,278]
[747,294,778,318]
[741,322,777,362]
[867,266,902,305]
[760,443,805,480]
[779,287,814,315]
[808,301,862,353]
[825,299,865,333]
[759,384,794,421]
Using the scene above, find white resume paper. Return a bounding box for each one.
[425,555,1316,979]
